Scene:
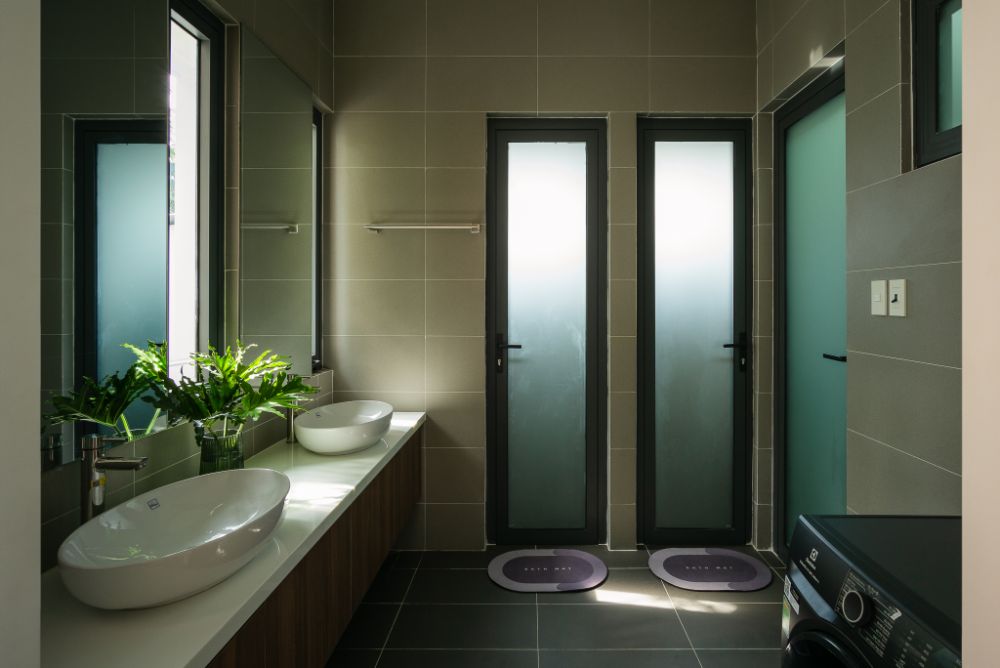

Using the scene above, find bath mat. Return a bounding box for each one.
[648,548,772,592]
[487,548,608,593]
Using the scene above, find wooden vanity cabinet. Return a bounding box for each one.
[208,430,422,667]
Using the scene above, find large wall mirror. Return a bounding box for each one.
[39,2,321,465]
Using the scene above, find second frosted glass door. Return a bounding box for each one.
[488,120,605,545]
[639,120,750,545]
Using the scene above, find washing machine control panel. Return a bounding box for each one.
[836,571,961,668]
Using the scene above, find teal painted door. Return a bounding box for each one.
[784,91,847,544]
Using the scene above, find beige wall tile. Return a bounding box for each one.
[609,280,636,337]
[754,336,772,393]
[754,280,773,337]
[334,0,426,56]
[845,0,902,112]
[325,223,426,279]
[241,224,313,281]
[326,335,426,392]
[426,229,486,279]
[609,504,637,549]
[771,0,845,97]
[608,113,637,168]
[427,57,537,112]
[755,113,773,169]
[846,432,961,515]
[539,0,649,56]
[847,353,961,473]
[649,57,756,113]
[428,0,537,56]
[426,448,485,502]
[325,279,425,335]
[253,1,319,86]
[757,42,773,109]
[538,57,648,112]
[427,113,487,168]
[650,0,756,57]
[426,280,485,336]
[609,225,637,280]
[425,391,486,447]
[426,503,485,549]
[610,449,636,505]
[426,168,486,225]
[334,57,425,111]
[754,225,773,280]
[755,168,773,224]
[331,112,425,167]
[331,390,427,412]
[609,168,637,224]
[771,0,809,34]
[610,392,637,450]
[426,336,486,392]
[755,393,773,450]
[610,337,636,392]
[240,279,312,335]
[846,86,903,191]
[329,167,425,225]
[846,0,889,33]
[757,0,774,49]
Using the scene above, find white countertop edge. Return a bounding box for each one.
[40,411,426,668]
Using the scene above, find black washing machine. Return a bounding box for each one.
[782,515,961,667]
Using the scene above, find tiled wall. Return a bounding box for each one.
[330,0,757,551]
[239,28,317,376]
[39,370,332,570]
[753,0,962,549]
[213,0,333,109]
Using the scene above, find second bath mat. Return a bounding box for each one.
[487,548,608,593]
[648,547,773,592]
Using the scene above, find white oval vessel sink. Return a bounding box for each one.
[58,468,289,610]
[295,400,394,455]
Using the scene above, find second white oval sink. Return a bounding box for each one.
[58,468,289,610]
[295,400,394,455]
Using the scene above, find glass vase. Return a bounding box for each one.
[196,426,244,474]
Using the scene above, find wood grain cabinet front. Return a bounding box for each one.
[208,430,422,667]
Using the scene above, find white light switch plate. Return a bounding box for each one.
[870,280,887,316]
[889,279,907,317]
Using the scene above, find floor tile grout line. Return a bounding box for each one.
[654,563,705,668]
[374,551,425,667]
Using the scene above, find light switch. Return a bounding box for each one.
[889,279,907,317]
[870,280,887,316]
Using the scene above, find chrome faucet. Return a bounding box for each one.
[80,434,148,523]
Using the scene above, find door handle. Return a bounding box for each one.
[722,335,748,371]
[822,353,848,362]
[495,335,523,373]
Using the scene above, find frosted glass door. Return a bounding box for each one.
[784,92,847,543]
[96,142,168,426]
[506,142,589,530]
[653,141,735,530]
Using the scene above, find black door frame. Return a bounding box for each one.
[636,117,753,546]
[486,118,608,546]
[74,120,169,399]
[773,64,846,558]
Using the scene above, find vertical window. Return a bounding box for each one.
[170,0,223,374]
[312,108,324,371]
[914,0,962,166]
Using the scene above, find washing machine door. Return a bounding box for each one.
[783,629,869,668]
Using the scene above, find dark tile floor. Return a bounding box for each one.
[329,545,787,668]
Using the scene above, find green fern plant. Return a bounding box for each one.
[45,366,160,440]
[126,341,316,438]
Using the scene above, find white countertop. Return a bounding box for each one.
[40,412,426,668]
